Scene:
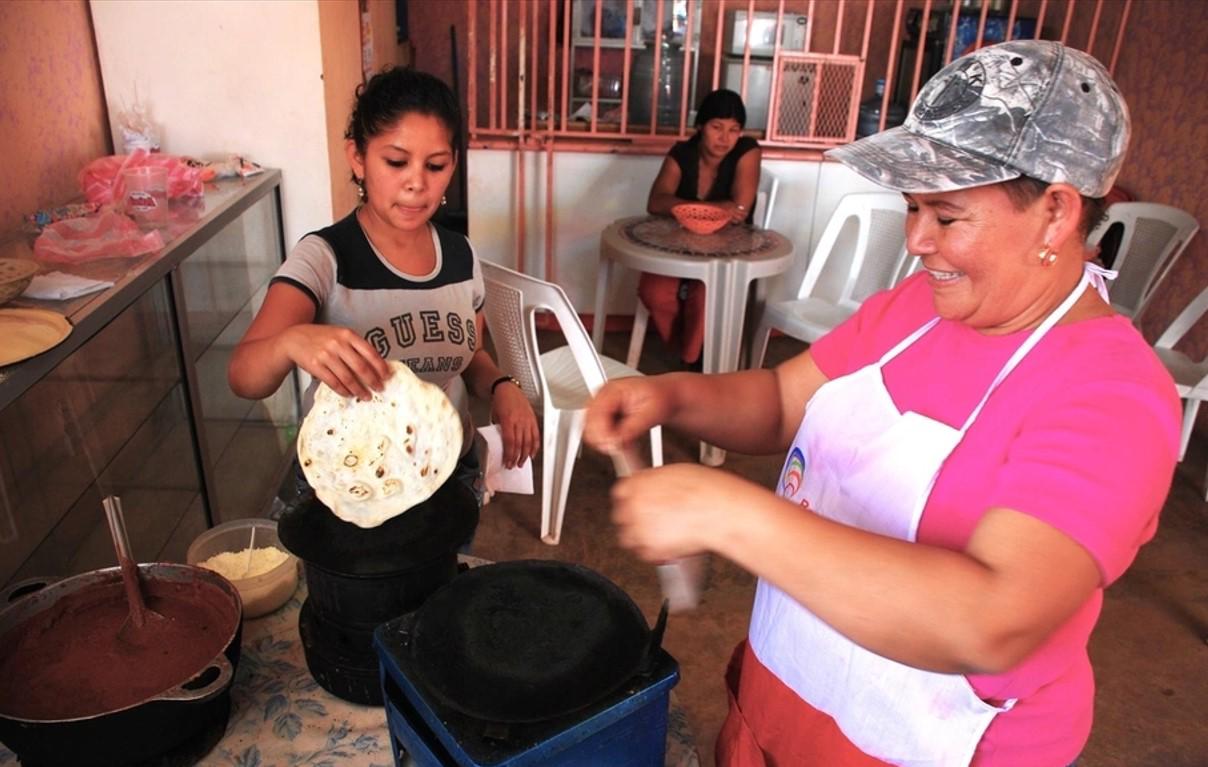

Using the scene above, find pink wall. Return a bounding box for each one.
[1112,0,1208,358]
[0,0,111,236]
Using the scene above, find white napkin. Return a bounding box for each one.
[477,424,534,498]
[23,271,114,301]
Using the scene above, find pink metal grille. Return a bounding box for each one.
[768,53,864,147]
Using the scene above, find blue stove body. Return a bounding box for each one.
[373,612,679,767]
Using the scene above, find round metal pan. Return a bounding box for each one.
[409,559,655,724]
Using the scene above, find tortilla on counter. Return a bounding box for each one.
[297,361,463,528]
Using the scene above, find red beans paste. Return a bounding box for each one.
[0,575,237,720]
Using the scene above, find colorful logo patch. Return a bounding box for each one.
[781,446,805,497]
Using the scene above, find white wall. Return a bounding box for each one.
[89,0,331,249]
[467,149,894,311]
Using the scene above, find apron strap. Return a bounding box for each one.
[957,266,1098,434]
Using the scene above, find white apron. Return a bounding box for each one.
[748,266,1110,766]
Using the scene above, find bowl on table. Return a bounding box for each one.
[671,203,730,235]
[0,259,38,306]
[188,518,298,618]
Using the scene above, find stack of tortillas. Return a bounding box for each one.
[297,361,463,528]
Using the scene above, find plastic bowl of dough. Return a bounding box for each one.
[671,203,730,235]
[188,518,298,618]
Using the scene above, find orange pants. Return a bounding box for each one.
[637,273,705,365]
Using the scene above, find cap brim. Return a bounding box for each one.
[825,126,1021,193]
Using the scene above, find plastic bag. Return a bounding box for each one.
[33,211,164,264]
[79,149,204,206]
[116,98,160,154]
[187,154,264,181]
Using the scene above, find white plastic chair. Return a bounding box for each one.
[480,261,664,545]
[625,169,781,369]
[749,191,908,369]
[1087,202,1199,320]
[891,246,921,286]
[1150,284,1208,500]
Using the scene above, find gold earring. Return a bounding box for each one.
[441,195,448,206]
[1038,244,1057,266]
[355,177,365,201]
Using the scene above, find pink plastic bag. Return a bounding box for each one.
[33,211,165,264]
[79,149,204,206]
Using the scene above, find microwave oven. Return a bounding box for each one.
[723,10,808,58]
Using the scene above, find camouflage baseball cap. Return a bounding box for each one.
[826,40,1130,197]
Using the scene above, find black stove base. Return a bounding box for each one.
[298,598,383,706]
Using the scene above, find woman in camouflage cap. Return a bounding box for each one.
[585,40,1180,766]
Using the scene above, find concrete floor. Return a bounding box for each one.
[473,330,1208,767]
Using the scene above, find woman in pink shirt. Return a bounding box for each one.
[584,41,1180,767]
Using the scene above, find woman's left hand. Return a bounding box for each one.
[611,463,759,562]
[492,383,540,468]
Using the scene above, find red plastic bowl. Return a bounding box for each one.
[671,203,730,235]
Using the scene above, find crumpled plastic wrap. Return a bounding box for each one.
[33,211,164,264]
[79,149,204,206]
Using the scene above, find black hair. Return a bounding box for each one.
[345,67,463,156]
[1000,175,1106,238]
[694,89,746,129]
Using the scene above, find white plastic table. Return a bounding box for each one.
[592,216,794,466]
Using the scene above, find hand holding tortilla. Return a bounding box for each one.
[228,67,538,522]
[298,361,462,528]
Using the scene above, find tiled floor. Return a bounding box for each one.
[472,330,1208,767]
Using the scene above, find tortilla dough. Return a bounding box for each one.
[297,361,462,527]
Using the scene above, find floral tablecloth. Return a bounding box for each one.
[1,557,701,767]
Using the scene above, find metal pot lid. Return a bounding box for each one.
[277,475,478,576]
[409,560,652,723]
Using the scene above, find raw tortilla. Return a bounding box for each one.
[297,361,462,528]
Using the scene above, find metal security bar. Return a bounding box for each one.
[465,0,1134,277]
[467,0,1133,150]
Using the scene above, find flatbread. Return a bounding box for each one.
[297,361,462,528]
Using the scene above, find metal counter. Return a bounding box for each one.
[0,173,300,587]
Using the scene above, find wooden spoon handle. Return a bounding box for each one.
[103,495,148,627]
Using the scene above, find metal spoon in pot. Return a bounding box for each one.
[103,495,170,641]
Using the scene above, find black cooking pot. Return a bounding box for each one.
[407,559,668,724]
[278,477,478,625]
[0,564,242,767]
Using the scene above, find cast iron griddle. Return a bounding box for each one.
[409,560,651,723]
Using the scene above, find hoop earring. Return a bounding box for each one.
[441,195,448,206]
[1038,244,1057,267]
[355,177,365,201]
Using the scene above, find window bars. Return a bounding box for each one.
[466,0,1135,152]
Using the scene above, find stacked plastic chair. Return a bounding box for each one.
[1149,285,1208,500]
[749,191,909,370]
[1087,202,1199,320]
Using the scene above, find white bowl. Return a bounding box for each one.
[187,519,298,618]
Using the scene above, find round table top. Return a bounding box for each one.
[605,215,792,262]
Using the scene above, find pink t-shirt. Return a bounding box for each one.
[809,273,1181,766]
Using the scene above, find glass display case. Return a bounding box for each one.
[0,172,298,587]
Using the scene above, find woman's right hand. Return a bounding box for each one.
[584,376,676,454]
[281,324,391,400]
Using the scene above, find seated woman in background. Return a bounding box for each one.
[638,89,762,367]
